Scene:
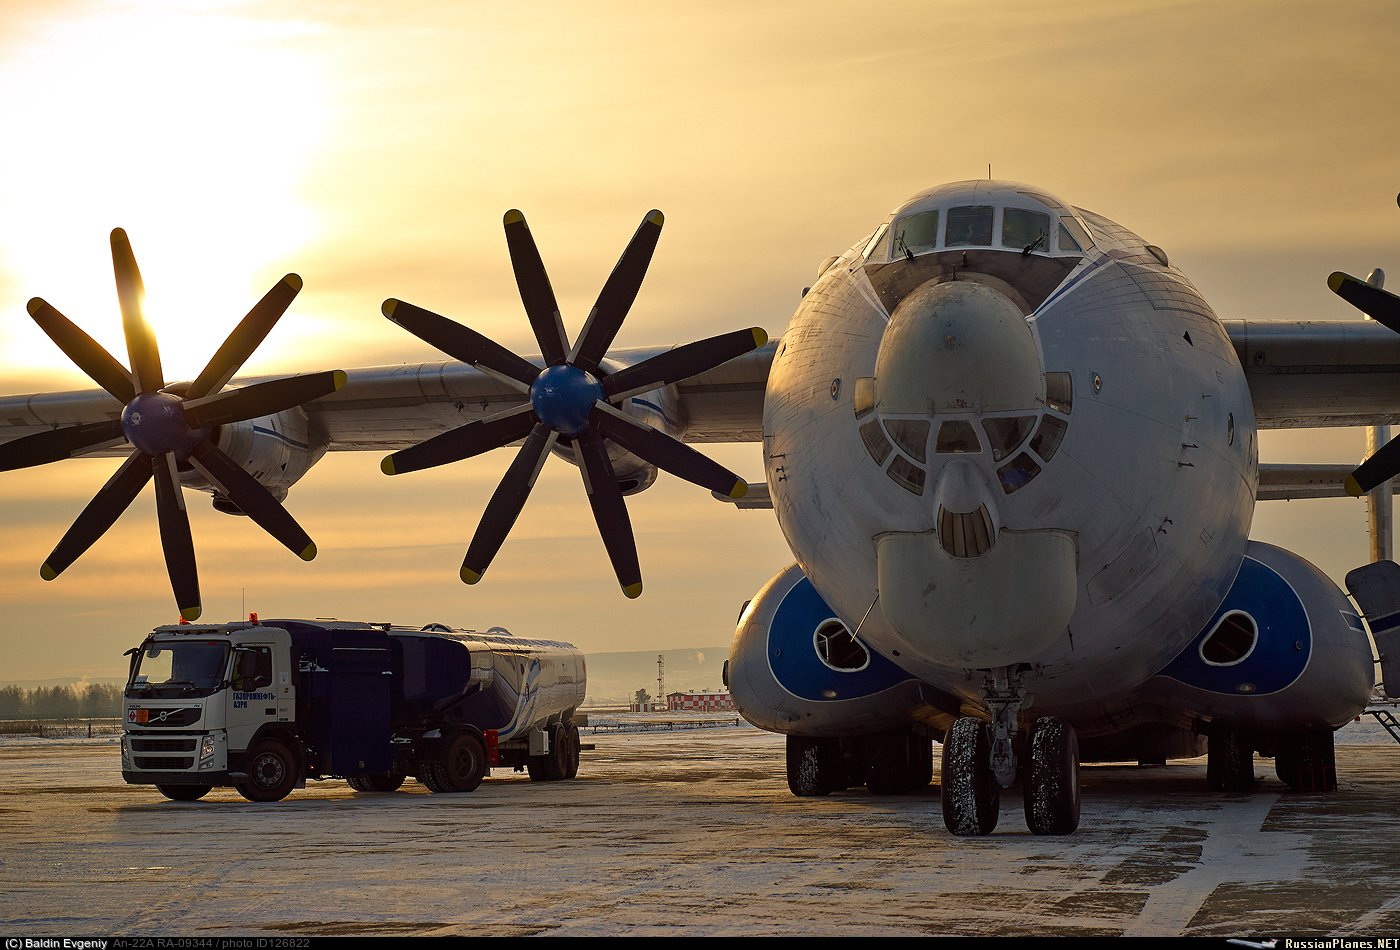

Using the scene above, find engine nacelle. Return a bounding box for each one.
[548,369,685,497]
[1143,540,1375,732]
[726,562,960,737]
[179,406,327,514]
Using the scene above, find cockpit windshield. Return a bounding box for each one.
[945,206,993,247]
[129,640,230,695]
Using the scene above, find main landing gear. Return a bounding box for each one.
[940,666,1081,836]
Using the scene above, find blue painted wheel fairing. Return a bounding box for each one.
[768,574,914,702]
[1157,556,1311,696]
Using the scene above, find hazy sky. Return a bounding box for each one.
[0,0,1397,680]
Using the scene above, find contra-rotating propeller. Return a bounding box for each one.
[1333,194,1400,497]
[0,229,346,619]
[380,209,766,598]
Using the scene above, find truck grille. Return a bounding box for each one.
[131,738,197,753]
[134,756,195,770]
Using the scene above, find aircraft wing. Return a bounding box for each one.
[0,340,777,454]
[1227,320,1400,428]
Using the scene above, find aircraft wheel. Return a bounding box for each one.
[866,728,933,794]
[1276,727,1336,792]
[156,783,211,802]
[940,717,1000,836]
[1023,717,1080,835]
[1207,723,1255,793]
[786,735,839,797]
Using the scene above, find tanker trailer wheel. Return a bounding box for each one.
[527,723,568,782]
[157,784,211,802]
[564,721,581,779]
[236,738,299,802]
[429,731,485,793]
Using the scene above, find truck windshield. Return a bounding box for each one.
[129,640,230,695]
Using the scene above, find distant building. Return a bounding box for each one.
[667,690,736,712]
[628,700,667,712]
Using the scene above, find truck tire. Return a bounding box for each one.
[527,723,569,782]
[346,771,404,793]
[564,721,580,779]
[423,731,486,793]
[236,738,299,802]
[157,784,211,802]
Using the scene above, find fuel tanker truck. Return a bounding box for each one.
[120,617,587,802]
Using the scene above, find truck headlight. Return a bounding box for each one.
[200,735,216,761]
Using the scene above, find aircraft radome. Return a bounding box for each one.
[3,180,1398,835]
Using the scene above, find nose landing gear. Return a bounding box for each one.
[940,666,1082,835]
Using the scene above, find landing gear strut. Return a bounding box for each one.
[1206,722,1256,793]
[939,666,1081,836]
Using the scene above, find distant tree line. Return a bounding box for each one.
[0,683,124,720]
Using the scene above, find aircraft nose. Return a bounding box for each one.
[874,279,1043,416]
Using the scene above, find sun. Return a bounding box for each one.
[0,1,329,385]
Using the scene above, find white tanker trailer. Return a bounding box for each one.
[120,617,586,802]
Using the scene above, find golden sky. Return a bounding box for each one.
[0,0,1397,679]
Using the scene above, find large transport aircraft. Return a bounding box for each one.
[2,180,1399,835]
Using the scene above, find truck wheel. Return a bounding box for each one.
[527,724,567,782]
[429,731,486,793]
[564,721,580,779]
[236,738,299,802]
[157,784,211,802]
[362,770,406,793]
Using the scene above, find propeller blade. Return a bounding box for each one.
[382,404,535,476]
[189,440,316,560]
[0,420,125,472]
[152,452,200,621]
[600,327,769,401]
[570,210,664,375]
[186,274,304,401]
[183,370,346,429]
[503,210,569,367]
[593,404,747,498]
[27,298,135,403]
[41,450,153,580]
[1329,272,1400,334]
[110,229,164,394]
[460,423,557,584]
[382,299,539,391]
[573,430,642,598]
[1346,432,1400,497]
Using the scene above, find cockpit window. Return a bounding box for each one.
[1057,215,1094,253]
[936,420,981,454]
[862,224,890,261]
[945,206,993,247]
[982,415,1036,461]
[1002,208,1050,254]
[892,210,940,259]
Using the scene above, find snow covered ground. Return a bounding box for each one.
[0,720,1398,937]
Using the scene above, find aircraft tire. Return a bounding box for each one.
[236,738,299,802]
[1207,723,1256,793]
[156,783,211,802]
[786,735,839,796]
[1276,727,1337,792]
[1023,717,1081,835]
[940,717,1000,836]
[865,728,932,794]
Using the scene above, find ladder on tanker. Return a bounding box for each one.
[1364,707,1400,745]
